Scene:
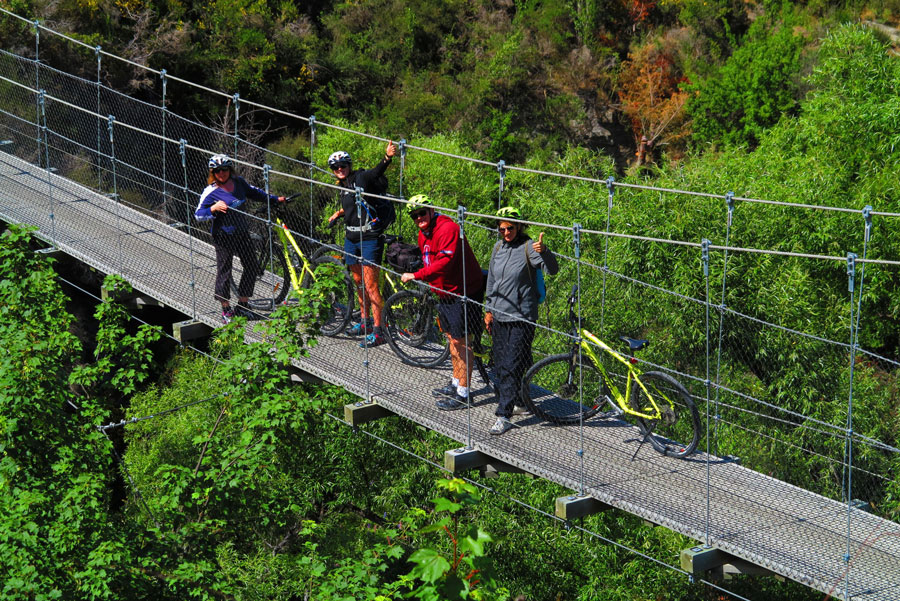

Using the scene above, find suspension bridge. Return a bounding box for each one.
[1,10,900,600]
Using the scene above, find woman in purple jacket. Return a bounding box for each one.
[194,154,284,323]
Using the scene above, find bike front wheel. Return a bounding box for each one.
[234,234,292,306]
[521,354,606,425]
[299,254,355,337]
[383,289,450,368]
[630,371,700,458]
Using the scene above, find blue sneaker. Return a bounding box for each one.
[359,332,386,348]
[348,318,374,336]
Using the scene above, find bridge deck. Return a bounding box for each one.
[1,152,898,600]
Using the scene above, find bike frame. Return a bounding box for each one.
[576,329,672,422]
[274,216,316,291]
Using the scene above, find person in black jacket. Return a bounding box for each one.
[327,142,396,347]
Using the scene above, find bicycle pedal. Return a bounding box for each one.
[247,298,274,311]
[596,409,623,420]
[603,395,623,416]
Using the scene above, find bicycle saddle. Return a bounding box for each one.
[619,336,649,351]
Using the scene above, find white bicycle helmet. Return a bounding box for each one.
[208,154,234,170]
[327,150,352,168]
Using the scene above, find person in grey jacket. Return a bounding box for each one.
[484,206,559,435]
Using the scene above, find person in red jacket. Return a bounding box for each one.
[400,195,484,410]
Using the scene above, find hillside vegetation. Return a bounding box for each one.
[1,0,900,599]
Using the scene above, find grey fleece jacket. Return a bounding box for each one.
[484,234,559,323]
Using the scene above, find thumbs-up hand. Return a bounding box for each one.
[533,231,546,254]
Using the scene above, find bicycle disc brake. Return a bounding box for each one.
[662,406,676,425]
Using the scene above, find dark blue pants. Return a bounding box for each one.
[493,320,535,418]
[213,234,259,301]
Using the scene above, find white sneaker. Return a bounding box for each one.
[489,417,514,435]
[511,405,532,416]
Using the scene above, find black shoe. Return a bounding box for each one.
[432,382,456,398]
[234,304,262,320]
[436,394,467,411]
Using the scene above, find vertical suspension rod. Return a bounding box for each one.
[180,139,197,318]
[95,46,102,190]
[458,204,473,449]
[573,222,584,497]
[161,70,168,215]
[308,115,315,239]
[232,93,240,160]
[107,115,122,272]
[38,90,55,245]
[599,176,614,336]
[496,160,505,211]
[356,186,372,404]
[702,238,711,547]
[264,164,276,307]
[711,192,734,454]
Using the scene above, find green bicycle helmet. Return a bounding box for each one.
[496,206,522,219]
[407,194,434,214]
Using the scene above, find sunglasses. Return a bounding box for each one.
[409,209,430,220]
[212,167,231,174]
[498,225,516,233]
[332,163,350,170]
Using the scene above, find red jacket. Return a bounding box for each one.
[414,214,483,299]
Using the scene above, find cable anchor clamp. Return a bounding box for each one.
[573,223,581,259]
[847,252,857,293]
[725,192,734,226]
[862,205,872,242]
[701,239,710,276]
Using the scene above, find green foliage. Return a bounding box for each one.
[401,478,502,600]
[687,13,808,148]
[70,274,163,399]
[677,0,749,54]
[0,226,123,600]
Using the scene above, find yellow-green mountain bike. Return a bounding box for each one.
[521,285,701,458]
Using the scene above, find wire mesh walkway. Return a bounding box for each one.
[2,149,899,599]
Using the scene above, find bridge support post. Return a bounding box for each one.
[101,284,163,308]
[554,495,612,521]
[172,319,212,344]
[343,400,395,426]
[681,546,782,582]
[444,448,526,477]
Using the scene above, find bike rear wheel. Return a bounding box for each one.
[299,254,355,337]
[383,289,450,368]
[630,371,700,458]
[521,354,606,425]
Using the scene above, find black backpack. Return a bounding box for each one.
[384,235,423,272]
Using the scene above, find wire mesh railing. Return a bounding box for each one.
[1,16,900,599]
